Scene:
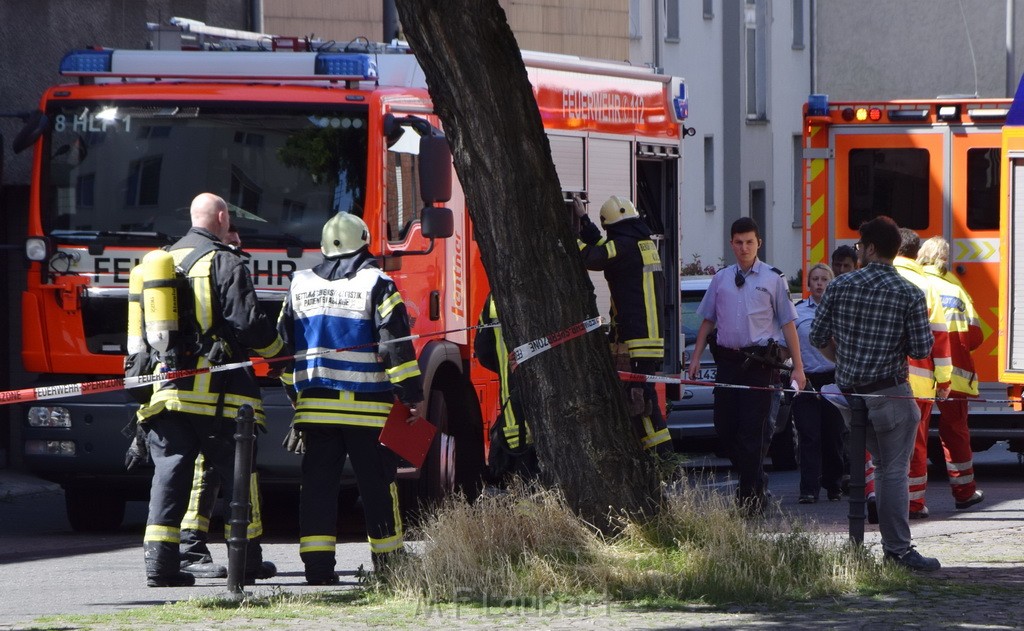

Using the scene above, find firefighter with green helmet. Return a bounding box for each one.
[277,212,424,585]
[135,192,285,587]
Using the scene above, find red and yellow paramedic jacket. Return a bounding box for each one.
[895,256,952,398]
[923,265,982,396]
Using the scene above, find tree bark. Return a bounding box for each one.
[394,0,662,529]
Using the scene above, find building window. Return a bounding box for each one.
[629,0,642,40]
[666,0,680,42]
[125,156,161,207]
[792,0,804,49]
[745,0,767,121]
[703,0,714,19]
[792,135,803,228]
[704,135,715,211]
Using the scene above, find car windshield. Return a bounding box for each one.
[681,290,706,346]
[42,102,369,247]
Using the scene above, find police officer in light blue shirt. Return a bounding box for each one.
[688,217,805,515]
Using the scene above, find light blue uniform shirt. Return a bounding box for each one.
[696,259,797,349]
[794,296,835,374]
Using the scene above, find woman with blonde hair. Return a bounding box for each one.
[792,263,846,503]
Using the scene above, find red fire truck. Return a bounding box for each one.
[7,22,687,530]
[801,94,1024,456]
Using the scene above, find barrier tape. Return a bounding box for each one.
[0,315,604,407]
[507,316,605,371]
[617,370,1023,405]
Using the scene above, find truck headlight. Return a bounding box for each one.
[27,406,72,428]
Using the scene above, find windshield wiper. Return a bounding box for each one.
[51,230,175,254]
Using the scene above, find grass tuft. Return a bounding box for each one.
[384,477,913,606]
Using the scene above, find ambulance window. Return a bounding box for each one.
[847,148,929,230]
[967,147,1000,231]
[386,150,423,242]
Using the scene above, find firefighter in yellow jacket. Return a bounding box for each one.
[917,236,985,510]
[277,212,424,585]
[894,228,952,519]
[137,193,285,587]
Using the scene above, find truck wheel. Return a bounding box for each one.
[412,380,485,511]
[65,487,126,532]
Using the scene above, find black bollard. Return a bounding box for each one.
[226,404,255,596]
[847,395,868,545]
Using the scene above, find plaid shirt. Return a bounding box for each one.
[809,262,932,388]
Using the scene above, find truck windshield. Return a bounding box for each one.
[42,103,369,247]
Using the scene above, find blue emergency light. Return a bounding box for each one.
[673,82,688,121]
[807,94,829,117]
[60,50,114,74]
[314,53,377,80]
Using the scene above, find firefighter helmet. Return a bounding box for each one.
[599,196,640,225]
[321,213,370,257]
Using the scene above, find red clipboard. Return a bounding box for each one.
[378,400,437,469]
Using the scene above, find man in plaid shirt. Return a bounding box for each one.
[810,215,940,572]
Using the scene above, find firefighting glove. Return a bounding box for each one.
[124,424,150,471]
[282,424,305,454]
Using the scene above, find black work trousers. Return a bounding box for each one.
[299,424,402,578]
[713,355,776,508]
[144,411,262,577]
[793,381,845,499]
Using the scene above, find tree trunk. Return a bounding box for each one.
[394,0,662,529]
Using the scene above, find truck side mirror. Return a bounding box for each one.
[419,135,452,203]
[421,206,453,239]
[13,111,49,154]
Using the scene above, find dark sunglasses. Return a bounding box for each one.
[735,269,745,288]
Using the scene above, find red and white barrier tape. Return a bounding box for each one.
[617,370,1024,405]
[507,316,605,371]
[0,316,605,406]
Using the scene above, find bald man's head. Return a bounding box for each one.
[190,193,230,241]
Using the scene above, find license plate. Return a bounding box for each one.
[697,367,717,381]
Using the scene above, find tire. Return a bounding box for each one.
[65,487,126,532]
[408,378,485,515]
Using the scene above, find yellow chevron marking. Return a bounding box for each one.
[810,195,824,226]
[810,158,824,182]
[810,239,825,265]
[985,307,997,356]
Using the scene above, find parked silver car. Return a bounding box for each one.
[666,275,798,468]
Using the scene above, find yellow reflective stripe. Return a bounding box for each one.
[254,335,284,358]
[193,275,214,333]
[182,455,207,532]
[605,240,617,259]
[248,472,263,539]
[642,269,660,341]
[378,292,404,319]
[640,427,671,449]
[300,535,336,554]
[368,531,403,554]
[194,354,211,397]
[390,482,403,542]
[385,360,422,383]
[296,396,392,415]
[145,524,180,544]
[281,370,295,386]
[293,414,386,428]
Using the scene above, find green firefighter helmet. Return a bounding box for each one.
[599,195,639,225]
[321,212,370,257]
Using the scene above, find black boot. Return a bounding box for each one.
[145,540,196,587]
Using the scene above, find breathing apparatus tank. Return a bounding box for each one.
[141,249,179,353]
[126,264,145,355]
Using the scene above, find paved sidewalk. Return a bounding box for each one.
[2,465,1023,630]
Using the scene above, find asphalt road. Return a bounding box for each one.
[1,443,1022,629]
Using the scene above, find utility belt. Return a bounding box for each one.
[805,370,836,391]
[841,375,906,395]
[714,340,787,371]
